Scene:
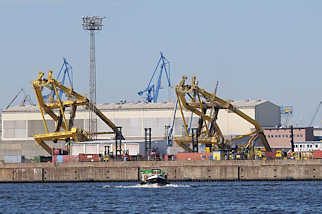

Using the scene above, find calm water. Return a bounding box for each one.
[0,181,321,213]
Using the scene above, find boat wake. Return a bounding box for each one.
[103,184,190,189]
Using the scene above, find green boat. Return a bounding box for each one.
[140,169,169,186]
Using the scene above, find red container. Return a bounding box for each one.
[62,155,79,162]
[79,154,100,162]
[264,152,276,157]
[313,150,322,159]
[176,152,211,161]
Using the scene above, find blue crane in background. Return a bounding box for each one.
[56,58,73,98]
[43,58,73,102]
[138,52,171,103]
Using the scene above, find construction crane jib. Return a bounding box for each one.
[32,71,123,155]
[173,76,272,155]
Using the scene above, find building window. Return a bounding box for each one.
[282,135,285,138]
[295,145,298,148]
[300,145,302,148]
[286,134,289,138]
[297,134,300,137]
[316,145,319,148]
[278,135,281,138]
[275,135,278,138]
[300,134,303,137]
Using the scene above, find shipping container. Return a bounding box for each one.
[79,154,100,162]
[4,155,25,163]
[34,156,40,163]
[52,155,78,163]
[313,150,322,159]
[40,156,52,162]
[176,152,211,161]
[62,155,79,163]
[264,152,276,158]
[57,155,64,163]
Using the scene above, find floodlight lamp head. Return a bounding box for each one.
[82,16,105,31]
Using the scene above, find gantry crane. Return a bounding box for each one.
[32,71,123,155]
[173,76,272,158]
[6,88,34,109]
[280,105,293,127]
[309,101,322,127]
[138,52,171,103]
[43,58,73,102]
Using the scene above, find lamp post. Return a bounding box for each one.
[82,16,105,137]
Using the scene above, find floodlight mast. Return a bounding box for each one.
[82,16,105,138]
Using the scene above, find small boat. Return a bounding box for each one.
[140,169,169,186]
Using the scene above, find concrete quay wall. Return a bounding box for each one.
[0,160,322,182]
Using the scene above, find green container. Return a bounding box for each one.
[40,156,52,162]
[34,156,40,163]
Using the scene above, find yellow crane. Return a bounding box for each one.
[173,76,272,158]
[32,71,123,155]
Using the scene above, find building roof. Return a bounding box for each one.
[265,127,313,130]
[294,141,322,144]
[2,99,271,113]
[231,99,268,107]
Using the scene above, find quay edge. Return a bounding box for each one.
[1,160,322,182]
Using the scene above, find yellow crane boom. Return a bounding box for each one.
[32,71,124,155]
[173,76,272,155]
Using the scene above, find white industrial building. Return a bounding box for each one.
[294,141,322,152]
[0,100,280,159]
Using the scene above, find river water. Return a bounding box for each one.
[0,181,321,213]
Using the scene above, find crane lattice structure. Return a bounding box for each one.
[138,52,171,103]
[5,88,34,109]
[173,76,272,159]
[43,58,73,102]
[32,71,123,155]
[280,105,293,127]
[309,101,322,127]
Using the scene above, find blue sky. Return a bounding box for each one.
[1,0,322,126]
